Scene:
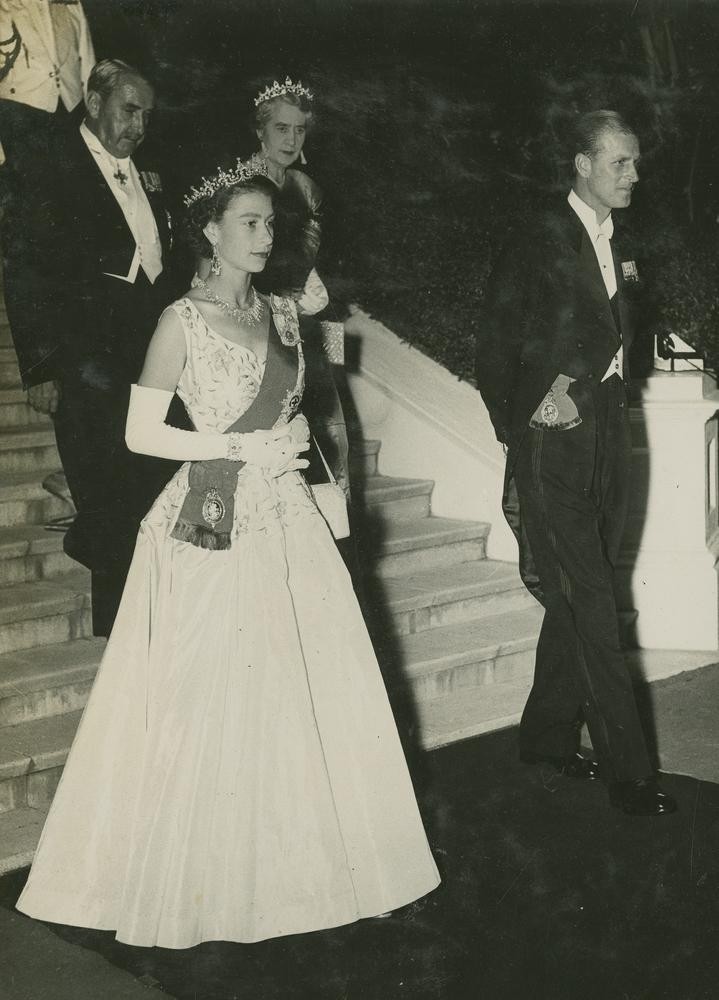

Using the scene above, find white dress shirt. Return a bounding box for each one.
[0,0,94,113]
[567,188,623,382]
[80,122,163,285]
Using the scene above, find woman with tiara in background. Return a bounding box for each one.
[16,155,440,949]
[250,76,352,505]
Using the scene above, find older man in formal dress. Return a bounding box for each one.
[5,58,182,636]
[475,110,676,817]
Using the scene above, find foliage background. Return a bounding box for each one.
[84,0,719,381]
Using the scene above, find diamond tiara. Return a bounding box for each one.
[254,76,313,108]
[183,153,269,208]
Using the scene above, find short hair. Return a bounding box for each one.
[183,175,277,258]
[573,109,637,159]
[86,59,148,102]
[253,91,314,133]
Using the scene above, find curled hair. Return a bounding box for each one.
[86,59,147,103]
[182,175,277,258]
[253,91,314,133]
[572,109,637,159]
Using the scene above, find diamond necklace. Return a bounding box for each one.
[194,276,265,328]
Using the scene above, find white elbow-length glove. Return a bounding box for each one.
[125,384,309,475]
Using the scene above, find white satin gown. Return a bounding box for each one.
[16,297,440,948]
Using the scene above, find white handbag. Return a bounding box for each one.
[309,436,350,540]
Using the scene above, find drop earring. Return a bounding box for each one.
[299,150,307,165]
[211,243,222,276]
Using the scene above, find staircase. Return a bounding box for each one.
[0,286,102,874]
[350,445,542,747]
[0,287,544,876]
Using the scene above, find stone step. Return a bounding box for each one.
[1,645,715,873]
[0,469,72,529]
[0,563,531,728]
[0,345,20,388]
[0,637,104,728]
[417,647,719,751]
[0,709,82,814]
[0,571,92,655]
[350,438,380,478]
[0,525,75,585]
[0,387,48,428]
[0,607,542,820]
[387,605,544,702]
[0,425,59,473]
[416,677,531,750]
[360,474,434,522]
[373,559,537,636]
[0,561,530,719]
[0,805,47,874]
[370,516,489,578]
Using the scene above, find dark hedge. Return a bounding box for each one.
[83,0,719,382]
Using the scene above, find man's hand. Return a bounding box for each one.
[27,381,60,415]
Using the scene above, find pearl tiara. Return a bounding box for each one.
[183,153,269,208]
[254,76,313,108]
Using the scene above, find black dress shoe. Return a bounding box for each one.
[609,778,678,816]
[520,750,601,781]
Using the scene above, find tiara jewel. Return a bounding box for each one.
[254,76,313,107]
[182,153,269,207]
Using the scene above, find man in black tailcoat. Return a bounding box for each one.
[475,110,676,816]
[5,58,181,636]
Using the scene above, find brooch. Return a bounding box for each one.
[621,260,639,282]
[540,392,559,424]
[201,488,225,527]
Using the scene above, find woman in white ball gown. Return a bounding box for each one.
[16,156,440,949]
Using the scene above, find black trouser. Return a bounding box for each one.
[0,100,72,215]
[52,275,179,637]
[54,377,177,638]
[0,99,55,156]
[511,375,652,784]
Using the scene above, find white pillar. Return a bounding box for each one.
[622,371,719,649]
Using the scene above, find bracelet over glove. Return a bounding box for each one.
[126,385,307,472]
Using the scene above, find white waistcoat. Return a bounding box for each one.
[0,1,94,113]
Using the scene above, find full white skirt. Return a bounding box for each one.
[16,467,440,948]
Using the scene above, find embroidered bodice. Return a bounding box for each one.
[142,293,316,541]
[172,298,268,433]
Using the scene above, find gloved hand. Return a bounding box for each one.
[280,413,310,446]
[296,268,329,316]
[232,428,309,476]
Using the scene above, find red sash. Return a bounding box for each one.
[171,309,303,550]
